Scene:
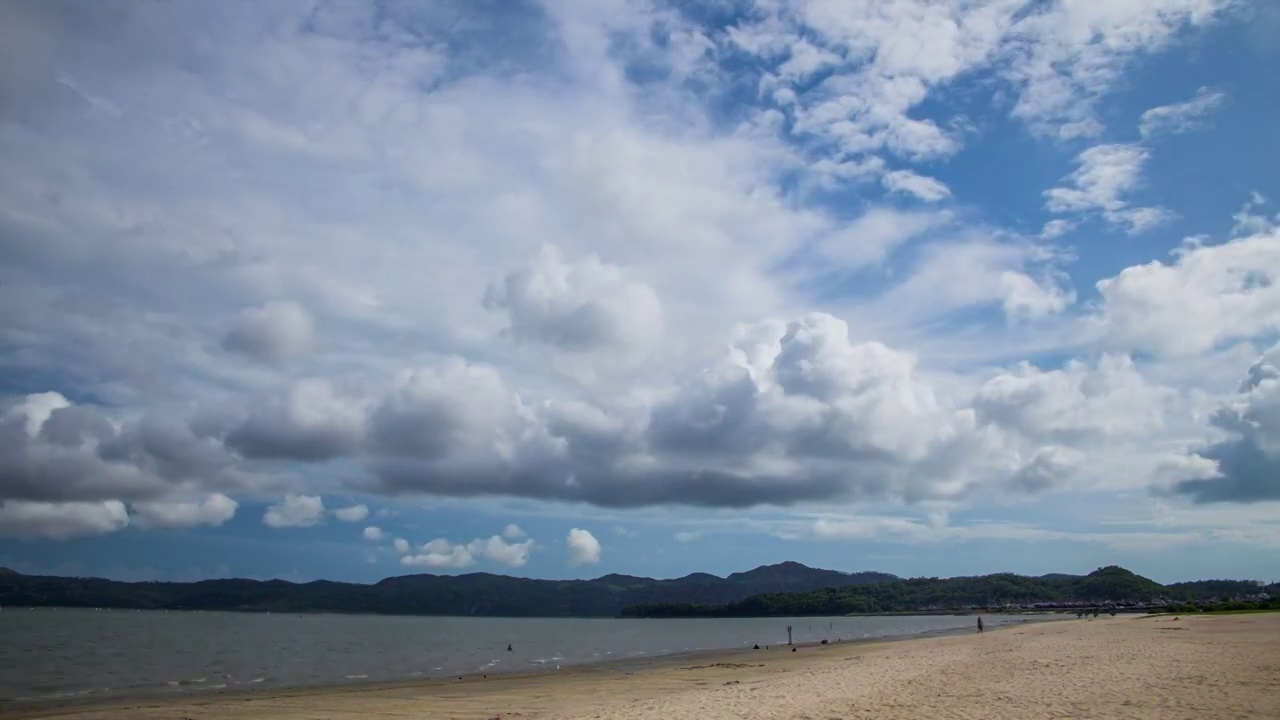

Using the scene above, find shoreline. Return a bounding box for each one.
[5,613,1276,720]
[2,615,1049,718]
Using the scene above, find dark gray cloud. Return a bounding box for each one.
[0,397,169,502]
[1172,347,1280,503]
[222,380,366,461]
[359,316,984,508]
[0,393,276,506]
[221,302,315,363]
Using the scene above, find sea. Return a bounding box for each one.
[0,608,1063,705]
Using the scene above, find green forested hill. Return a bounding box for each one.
[620,566,1271,617]
[0,561,896,617]
[2,563,1269,618]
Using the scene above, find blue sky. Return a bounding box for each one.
[1,0,1279,586]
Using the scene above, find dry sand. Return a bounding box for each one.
[9,613,1278,720]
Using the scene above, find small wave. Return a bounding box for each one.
[249,677,267,684]
[343,674,369,680]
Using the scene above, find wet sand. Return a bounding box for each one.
[8,613,1278,720]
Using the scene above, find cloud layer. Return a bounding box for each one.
[0,0,1274,561]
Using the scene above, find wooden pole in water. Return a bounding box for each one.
[787,625,793,646]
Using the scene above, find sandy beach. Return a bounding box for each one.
[9,613,1278,720]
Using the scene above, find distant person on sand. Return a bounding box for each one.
[977,616,984,634]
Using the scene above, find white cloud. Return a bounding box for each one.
[1140,87,1226,139]
[673,530,702,543]
[0,0,1272,583]
[399,531,533,569]
[485,244,663,355]
[1231,192,1278,238]
[221,302,315,363]
[881,170,951,202]
[333,504,368,522]
[362,526,384,542]
[1040,219,1076,239]
[1044,144,1169,234]
[818,208,949,269]
[567,527,601,566]
[1092,229,1280,356]
[808,514,1197,552]
[401,538,474,569]
[0,500,129,540]
[132,493,238,529]
[1006,0,1233,139]
[503,523,526,539]
[262,494,325,529]
[468,535,534,568]
[976,355,1172,444]
[871,239,1075,325]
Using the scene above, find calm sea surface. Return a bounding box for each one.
[0,608,1062,704]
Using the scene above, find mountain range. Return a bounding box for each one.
[0,563,1271,617]
[0,562,896,616]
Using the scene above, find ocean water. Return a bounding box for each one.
[0,608,1060,704]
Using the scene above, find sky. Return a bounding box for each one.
[1,0,1278,586]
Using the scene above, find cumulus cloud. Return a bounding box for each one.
[567,528,601,566]
[485,245,663,354]
[0,500,130,540]
[368,359,524,462]
[975,355,1172,445]
[1093,229,1280,356]
[402,538,474,569]
[362,526,385,541]
[222,379,368,461]
[503,523,526,539]
[262,494,325,529]
[469,535,534,568]
[1174,344,1280,502]
[1044,144,1168,234]
[358,312,1120,508]
[132,493,238,529]
[1139,87,1226,139]
[400,533,533,569]
[333,504,369,522]
[0,392,264,506]
[0,0,1266,563]
[221,302,315,363]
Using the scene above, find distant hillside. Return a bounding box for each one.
[621,566,1264,618]
[0,562,897,617]
[1165,579,1266,599]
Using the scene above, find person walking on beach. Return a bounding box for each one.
[977,616,984,634]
